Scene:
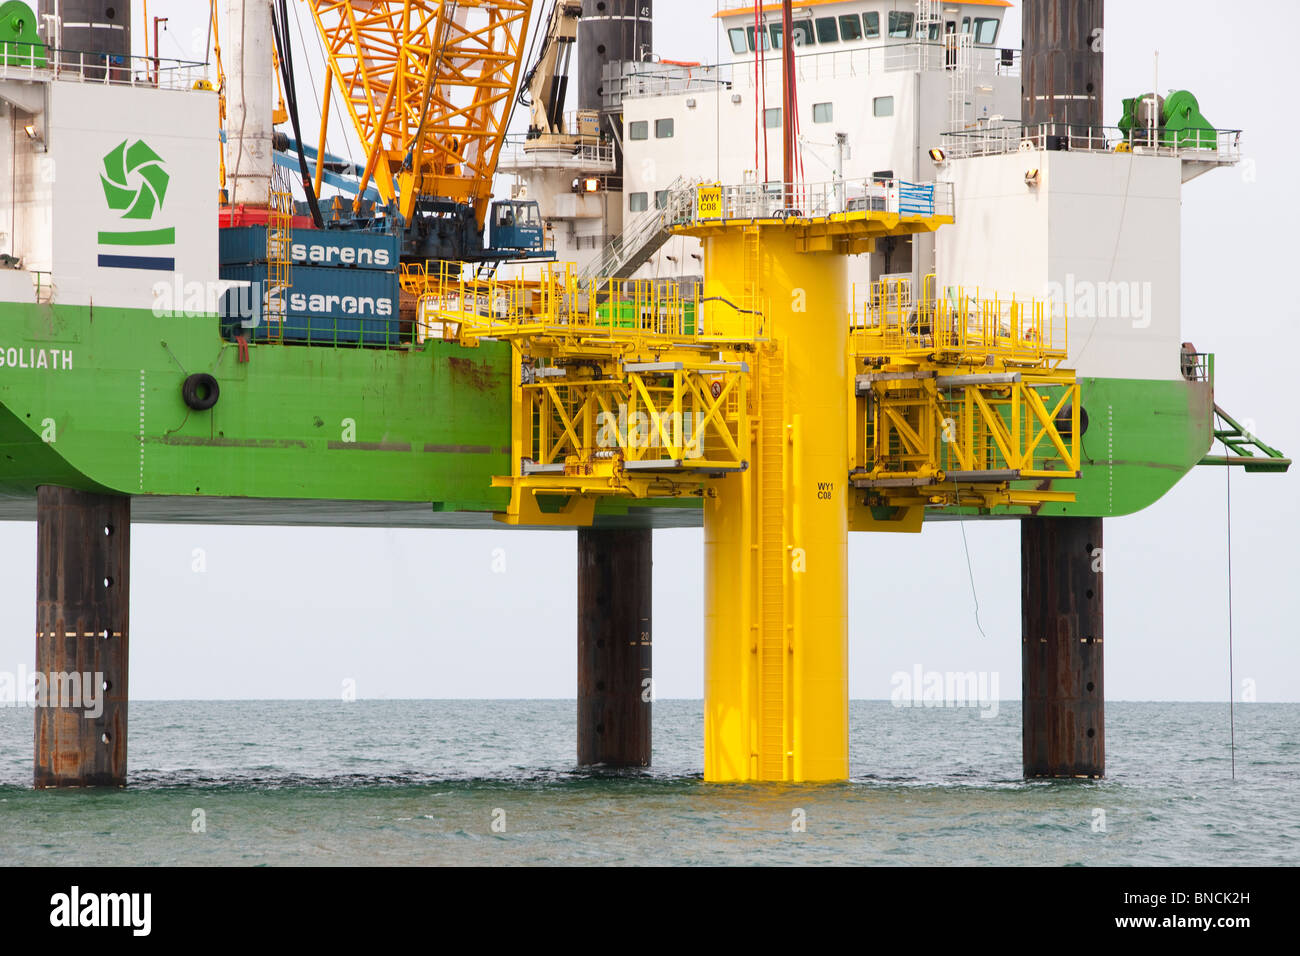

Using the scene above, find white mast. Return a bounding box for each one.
[221,0,275,206]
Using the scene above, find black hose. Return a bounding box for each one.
[272,0,323,228]
[511,0,552,124]
[698,296,763,317]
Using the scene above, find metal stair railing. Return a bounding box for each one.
[579,175,703,288]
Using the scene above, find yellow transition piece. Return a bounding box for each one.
[696,226,852,782]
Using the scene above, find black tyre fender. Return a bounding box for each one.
[181,373,219,411]
[1054,402,1089,438]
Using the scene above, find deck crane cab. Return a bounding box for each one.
[490,199,545,253]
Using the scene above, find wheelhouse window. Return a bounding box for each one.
[628,120,648,141]
[862,12,880,38]
[764,108,781,129]
[654,190,668,210]
[770,21,815,49]
[494,203,539,227]
[926,21,940,40]
[961,17,971,32]
[655,118,674,138]
[746,25,771,51]
[873,96,894,117]
[888,12,914,38]
[813,102,833,123]
[728,27,748,54]
[973,17,999,44]
[839,14,863,41]
[629,192,648,212]
[815,16,838,43]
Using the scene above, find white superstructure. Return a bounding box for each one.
[622,0,1016,289]
[0,59,218,310]
[502,0,1016,287]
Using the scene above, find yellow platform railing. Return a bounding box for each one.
[413,262,763,353]
[851,274,1068,369]
[850,274,1079,505]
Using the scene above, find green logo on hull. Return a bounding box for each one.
[97,139,175,264]
[100,140,170,220]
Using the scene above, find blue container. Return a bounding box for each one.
[219,226,399,272]
[219,264,402,346]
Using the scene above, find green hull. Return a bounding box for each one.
[0,301,1213,526]
[1019,375,1214,518]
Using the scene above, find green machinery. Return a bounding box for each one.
[0,1,44,68]
[1119,89,1219,149]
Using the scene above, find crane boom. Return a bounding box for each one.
[522,0,581,141]
[307,0,534,233]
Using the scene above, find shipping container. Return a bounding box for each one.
[219,264,403,346]
[219,226,399,272]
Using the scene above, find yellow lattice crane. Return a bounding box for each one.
[307,0,532,258]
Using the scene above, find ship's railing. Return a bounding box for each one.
[850,275,1068,368]
[233,314,412,350]
[602,61,731,105]
[1180,349,1212,384]
[414,261,763,345]
[607,42,1017,104]
[0,44,209,91]
[497,131,615,169]
[689,177,954,221]
[781,40,1017,85]
[941,121,1243,162]
[851,273,915,328]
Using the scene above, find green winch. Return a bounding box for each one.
[0,1,45,68]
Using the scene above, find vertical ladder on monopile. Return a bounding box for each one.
[742,226,761,321]
[757,346,788,780]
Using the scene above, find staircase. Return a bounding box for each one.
[578,175,703,288]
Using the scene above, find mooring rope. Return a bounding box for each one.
[953,485,988,639]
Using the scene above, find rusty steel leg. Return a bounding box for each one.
[34,486,130,788]
[1021,516,1104,778]
[577,527,651,767]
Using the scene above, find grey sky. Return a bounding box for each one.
[0,1,1295,703]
